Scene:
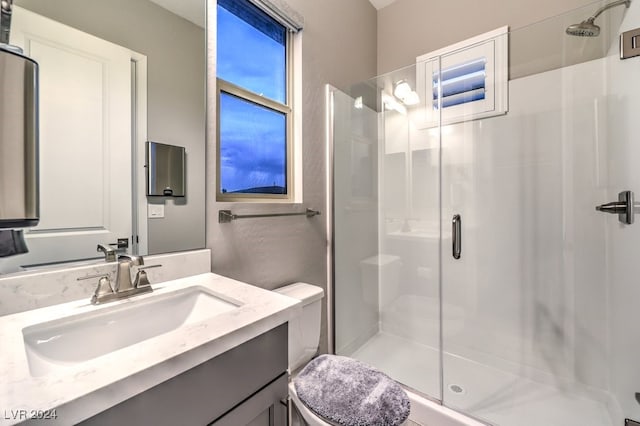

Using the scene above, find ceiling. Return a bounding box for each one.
[148,0,205,28]
[368,0,398,10]
[147,0,394,28]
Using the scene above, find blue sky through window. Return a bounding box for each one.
[219,93,286,193]
[217,0,288,194]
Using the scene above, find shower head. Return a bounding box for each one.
[566,0,631,37]
[566,18,601,36]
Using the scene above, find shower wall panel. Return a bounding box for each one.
[604,2,640,421]
[441,60,609,390]
[332,89,380,356]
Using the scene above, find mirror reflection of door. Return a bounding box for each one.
[3,7,147,271]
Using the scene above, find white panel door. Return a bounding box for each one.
[7,7,133,268]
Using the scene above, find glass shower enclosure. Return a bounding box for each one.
[330,1,640,425]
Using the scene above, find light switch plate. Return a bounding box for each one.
[148,204,165,219]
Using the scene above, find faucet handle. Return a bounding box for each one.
[78,272,112,282]
[93,276,115,302]
[132,264,162,288]
[78,274,115,304]
[137,264,162,271]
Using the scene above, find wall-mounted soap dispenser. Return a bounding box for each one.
[0,0,39,229]
[146,141,185,197]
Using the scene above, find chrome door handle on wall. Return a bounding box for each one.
[452,214,462,259]
[596,190,634,224]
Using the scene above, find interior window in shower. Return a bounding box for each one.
[433,57,487,109]
[415,26,509,127]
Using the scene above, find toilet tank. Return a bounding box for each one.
[274,282,324,372]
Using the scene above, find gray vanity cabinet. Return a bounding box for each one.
[210,374,287,426]
[80,323,288,426]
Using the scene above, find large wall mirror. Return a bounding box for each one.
[0,0,206,274]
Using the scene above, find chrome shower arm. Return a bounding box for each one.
[588,0,630,22]
[0,0,13,45]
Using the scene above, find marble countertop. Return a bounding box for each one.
[0,272,301,425]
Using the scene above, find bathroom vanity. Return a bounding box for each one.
[0,271,300,425]
[81,324,288,425]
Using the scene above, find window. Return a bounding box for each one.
[434,57,487,109]
[415,26,508,127]
[216,0,301,201]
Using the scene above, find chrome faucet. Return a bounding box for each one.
[96,244,117,262]
[77,255,162,305]
[114,254,143,292]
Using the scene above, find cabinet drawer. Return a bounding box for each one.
[80,323,288,426]
[210,373,287,426]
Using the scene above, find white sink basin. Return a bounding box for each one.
[22,286,242,376]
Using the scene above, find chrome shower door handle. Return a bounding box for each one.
[596,190,634,225]
[452,214,462,259]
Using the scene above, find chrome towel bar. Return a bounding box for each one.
[218,208,321,223]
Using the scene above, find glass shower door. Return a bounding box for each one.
[439,3,640,425]
[331,64,443,401]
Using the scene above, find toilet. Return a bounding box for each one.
[275,283,410,426]
[360,254,402,310]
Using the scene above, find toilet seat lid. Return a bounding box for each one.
[293,354,410,426]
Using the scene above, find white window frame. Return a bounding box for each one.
[216,0,302,203]
[415,26,509,128]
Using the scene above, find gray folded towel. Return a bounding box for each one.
[0,230,29,258]
[294,354,410,426]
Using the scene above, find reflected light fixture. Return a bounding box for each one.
[402,91,420,106]
[394,80,412,99]
[393,80,420,106]
[382,93,407,115]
